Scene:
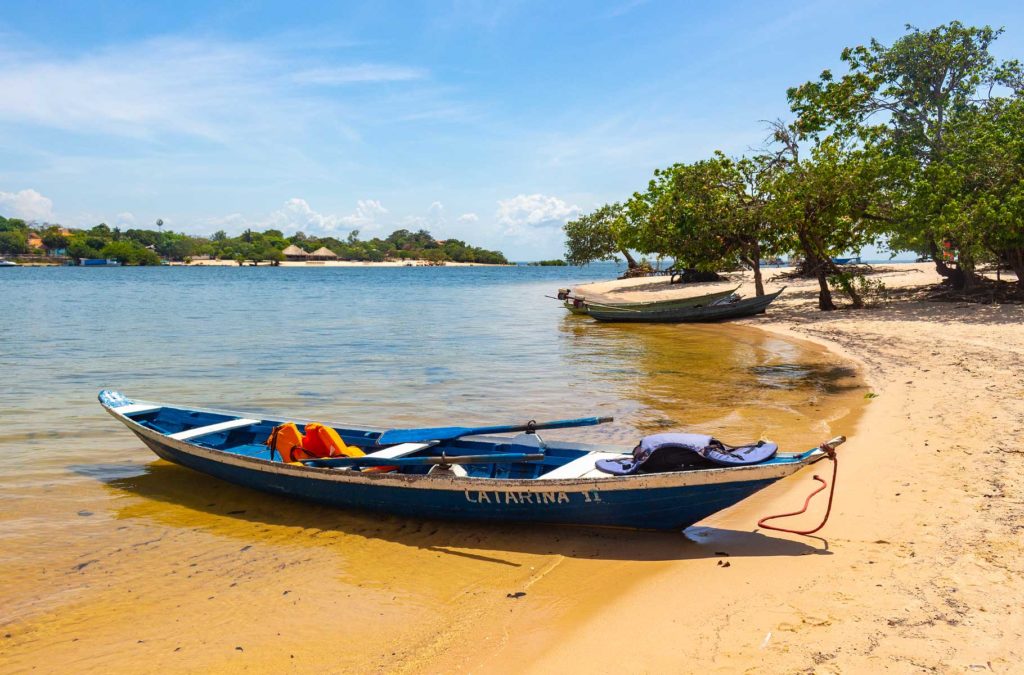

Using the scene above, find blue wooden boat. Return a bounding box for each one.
[99,390,835,531]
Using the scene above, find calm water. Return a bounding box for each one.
[0,265,863,671]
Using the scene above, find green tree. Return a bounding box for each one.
[765,123,888,310]
[639,153,788,296]
[41,226,69,254]
[0,216,29,233]
[0,230,29,254]
[928,96,1024,290]
[100,241,160,265]
[563,203,639,268]
[788,21,1023,288]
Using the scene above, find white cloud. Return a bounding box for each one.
[0,37,431,142]
[457,212,479,223]
[496,194,579,234]
[0,188,54,221]
[267,198,388,234]
[115,211,136,227]
[292,64,426,85]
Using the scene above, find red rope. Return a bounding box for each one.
[758,447,839,536]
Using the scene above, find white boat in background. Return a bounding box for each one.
[0,259,19,267]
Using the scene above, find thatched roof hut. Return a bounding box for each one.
[309,246,339,260]
[282,244,309,260]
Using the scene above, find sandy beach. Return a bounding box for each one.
[2,263,1021,673]
[425,263,1023,673]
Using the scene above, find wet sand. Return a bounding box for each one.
[449,263,1024,673]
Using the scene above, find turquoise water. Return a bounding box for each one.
[1,264,859,455]
[0,264,863,669]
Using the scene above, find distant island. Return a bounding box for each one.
[0,214,508,266]
[528,259,568,266]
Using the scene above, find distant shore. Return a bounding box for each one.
[5,258,510,267]
[181,259,508,267]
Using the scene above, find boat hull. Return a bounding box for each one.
[100,389,820,532]
[138,433,777,530]
[588,288,784,323]
[565,286,739,315]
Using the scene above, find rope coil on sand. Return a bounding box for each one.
[758,436,845,536]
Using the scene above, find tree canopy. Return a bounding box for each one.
[564,21,1024,304]
[0,214,508,266]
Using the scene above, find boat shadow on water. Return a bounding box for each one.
[71,461,830,563]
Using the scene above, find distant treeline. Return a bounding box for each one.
[0,216,508,265]
[564,22,1024,308]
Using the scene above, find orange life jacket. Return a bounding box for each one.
[302,423,364,459]
[266,422,365,463]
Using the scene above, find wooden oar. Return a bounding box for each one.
[375,416,613,445]
[303,452,546,468]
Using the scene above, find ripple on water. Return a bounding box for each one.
[0,265,865,668]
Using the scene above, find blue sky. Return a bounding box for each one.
[1,1,1022,260]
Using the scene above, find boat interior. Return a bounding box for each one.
[114,403,809,481]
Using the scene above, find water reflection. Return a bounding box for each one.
[90,461,824,562]
[1,266,862,660]
[557,316,863,448]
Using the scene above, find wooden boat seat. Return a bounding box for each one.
[113,403,162,417]
[363,442,437,459]
[540,452,627,480]
[333,441,467,476]
[170,418,261,441]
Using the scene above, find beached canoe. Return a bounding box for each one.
[99,388,831,530]
[587,288,785,323]
[559,285,740,315]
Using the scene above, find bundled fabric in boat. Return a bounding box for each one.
[267,422,364,462]
[595,433,777,475]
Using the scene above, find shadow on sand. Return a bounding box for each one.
[71,461,830,564]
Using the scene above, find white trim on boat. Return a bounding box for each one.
[539,451,627,480]
[334,441,438,472]
[169,418,260,441]
[363,441,437,459]
[104,404,818,492]
[112,403,162,416]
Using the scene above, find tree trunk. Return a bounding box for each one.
[797,229,836,310]
[620,248,639,269]
[929,239,966,290]
[1008,247,1024,293]
[741,251,765,297]
[825,259,865,308]
[748,242,765,297]
[959,251,976,291]
[814,262,836,310]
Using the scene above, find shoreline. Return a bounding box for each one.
[6,259,510,268]
[420,263,1024,673]
[182,259,509,267]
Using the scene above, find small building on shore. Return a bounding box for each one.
[281,244,309,261]
[309,246,339,261]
